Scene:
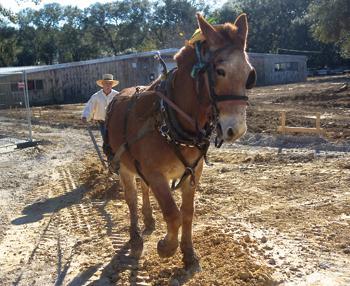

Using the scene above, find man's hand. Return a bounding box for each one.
[81,117,87,123]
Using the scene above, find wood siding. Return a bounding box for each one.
[0,51,307,107]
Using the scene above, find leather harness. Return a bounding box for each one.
[109,41,249,189]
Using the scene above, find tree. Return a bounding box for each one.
[84,2,121,55]
[214,0,313,53]
[150,0,209,49]
[214,0,348,67]
[15,8,39,66]
[58,6,100,62]
[84,0,152,55]
[0,27,19,66]
[0,5,14,25]
[308,0,350,58]
[1,0,40,24]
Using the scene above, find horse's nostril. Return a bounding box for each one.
[227,127,234,138]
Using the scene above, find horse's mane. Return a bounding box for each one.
[174,22,242,66]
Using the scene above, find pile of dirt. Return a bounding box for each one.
[75,157,275,285]
[143,228,274,286]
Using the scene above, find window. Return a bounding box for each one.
[274,62,298,72]
[10,79,44,91]
[35,80,43,90]
[27,80,35,90]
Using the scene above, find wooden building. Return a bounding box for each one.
[0,49,306,107]
[249,53,307,86]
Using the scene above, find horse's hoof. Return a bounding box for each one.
[183,251,201,273]
[130,247,143,258]
[157,238,178,258]
[185,260,202,274]
[144,218,156,232]
[129,236,144,258]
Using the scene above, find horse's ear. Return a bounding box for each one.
[196,13,223,47]
[234,13,248,48]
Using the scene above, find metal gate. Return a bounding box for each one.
[0,70,34,152]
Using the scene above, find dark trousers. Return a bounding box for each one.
[98,121,113,159]
[98,121,106,141]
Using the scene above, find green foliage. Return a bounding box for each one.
[308,0,350,58]
[215,0,349,67]
[149,0,209,49]
[0,0,349,67]
[215,0,313,53]
[0,27,19,66]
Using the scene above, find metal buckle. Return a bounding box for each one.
[215,136,223,148]
[185,167,196,186]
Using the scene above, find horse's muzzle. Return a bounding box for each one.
[217,122,246,142]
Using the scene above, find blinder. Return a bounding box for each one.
[191,41,252,148]
[246,68,256,89]
[191,41,250,106]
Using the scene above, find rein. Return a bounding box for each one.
[151,42,251,187]
[156,91,199,133]
[109,43,248,188]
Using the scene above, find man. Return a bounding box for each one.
[81,73,119,140]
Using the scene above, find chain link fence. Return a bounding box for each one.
[0,70,34,152]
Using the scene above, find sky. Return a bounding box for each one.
[2,0,226,13]
[2,0,113,12]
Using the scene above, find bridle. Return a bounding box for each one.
[157,41,250,149]
[108,43,251,188]
[191,41,249,104]
[190,41,249,147]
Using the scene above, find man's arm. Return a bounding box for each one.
[82,94,96,122]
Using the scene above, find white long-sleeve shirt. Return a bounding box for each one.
[82,89,119,121]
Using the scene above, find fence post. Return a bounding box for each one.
[281,111,286,134]
[22,70,33,142]
[316,113,321,134]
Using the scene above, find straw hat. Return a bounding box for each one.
[96,74,119,87]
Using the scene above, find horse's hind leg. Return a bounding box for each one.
[148,174,181,258]
[180,162,203,272]
[140,180,155,232]
[119,166,143,257]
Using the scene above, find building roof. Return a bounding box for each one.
[0,48,179,75]
[0,49,307,76]
[0,66,50,75]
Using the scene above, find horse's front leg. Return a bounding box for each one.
[119,166,143,257]
[148,174,181,258]
[139,179,155,232]
[180,161,203,272]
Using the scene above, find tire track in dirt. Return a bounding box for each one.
[0,166,89,285]
[0,166,69,285]
[50,166,153,285]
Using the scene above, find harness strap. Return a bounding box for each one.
[169,140,210,190]
[215,95,248,102]
[156,91,197,130]
[157,69,209,146]
[170,141,195,189]
[110,116,156,172]
[110,93,152,185]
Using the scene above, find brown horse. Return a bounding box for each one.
[105,13,256,271]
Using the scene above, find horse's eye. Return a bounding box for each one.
[216,69,226,77]
[246,69,256,89]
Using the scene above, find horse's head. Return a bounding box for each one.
[195,13,256,143]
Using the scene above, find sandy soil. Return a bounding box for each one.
[0,75,350,286]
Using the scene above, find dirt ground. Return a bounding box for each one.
[0,75,350,286]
